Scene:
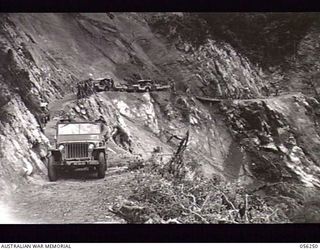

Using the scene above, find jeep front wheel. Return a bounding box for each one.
[97,152,106,178]
[48,155,58,182]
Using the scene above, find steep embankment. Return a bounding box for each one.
[1,13,320,223]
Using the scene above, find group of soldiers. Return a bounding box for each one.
[76,78,95,99]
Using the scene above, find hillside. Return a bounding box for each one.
[1,13,320,223]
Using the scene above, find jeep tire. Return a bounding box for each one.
[97,152,106,178]
[48,155,58,182]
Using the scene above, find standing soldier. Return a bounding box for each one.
[86,78,92,96]
[216,83,223,98]
[80,81,84,98]
[275,86,279,96]
[77,82,82,99]
[170,79,176,94]
[270,81,279,96]
[38,99,50,131]
[243,87,251,99]
[186,87,191,96]
[83,81,89,97]
[110,78,114,89]
[89,79,94,95]
[262,85,270,97]
[91,80,96,94]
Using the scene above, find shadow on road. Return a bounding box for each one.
[57,169,101,181]
[55,166,129,181]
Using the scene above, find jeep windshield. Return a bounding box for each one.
[58,123,101,135]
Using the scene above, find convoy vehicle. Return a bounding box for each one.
[153,82,171,91]
[132,80,171,92]
[93,78,114,92]
[47,121,107,181]
[132,80,153,92]
[113,82,134,92]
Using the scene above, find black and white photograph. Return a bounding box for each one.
[0,12,320,227]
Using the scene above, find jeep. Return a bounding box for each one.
[153,82,171,91]
[132,80,153,92]
[47,121,107,181]
[113,82,134,92]
[93,78,114,92]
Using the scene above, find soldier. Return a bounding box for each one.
[112,125,133,153]
[90,80,96,94]
[270,81,279,96]
[243,87,250,99]
[95,116,109,140]
[60,112,73,122]
[110,78,115,87]
[95,115,107,125]
[87,78,94,95]
[170,79,176,93]
[262,85,270,97]
[77,82,82,99]
[275,86,279,96]
[39,100,50,124]
[233,87,239,99]
[83,81,89,97]
[306,97,320,127]
[81,82,84,98]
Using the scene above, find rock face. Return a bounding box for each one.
[1,13,320,205]
[0,96,49,199]
[220,94,320,189]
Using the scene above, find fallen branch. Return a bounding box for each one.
[200,192,212,212]
[266,208,279,222]
[244,194,249,223]
[162,218,182,224]
[221,192,236,210]
[178,203,209,223]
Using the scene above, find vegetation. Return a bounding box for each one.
[200,13,318,69]
[148,13,318,69]
[112,144,292,224]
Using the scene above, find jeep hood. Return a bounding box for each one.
[57,134,102,144]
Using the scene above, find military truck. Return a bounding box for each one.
[47,121,107,181]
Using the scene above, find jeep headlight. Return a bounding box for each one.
[58,144,64,151]
[88,143,95,151]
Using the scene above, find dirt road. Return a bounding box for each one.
[8,167,133,223]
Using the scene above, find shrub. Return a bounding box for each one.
[114,159,291,223]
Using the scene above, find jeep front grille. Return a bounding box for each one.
[65,143,89,159]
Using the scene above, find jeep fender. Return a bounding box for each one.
[93,147,106,153]
[47,149,61,160]
[93,147,107,159]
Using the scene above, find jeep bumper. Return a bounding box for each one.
[67,160,99,166]
[56,160,99,168]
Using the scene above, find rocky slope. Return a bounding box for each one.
[1,13,320,222]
